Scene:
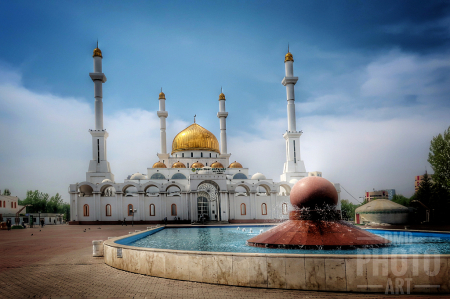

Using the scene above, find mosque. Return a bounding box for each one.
[68,45,341,224]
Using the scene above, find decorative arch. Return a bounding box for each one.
[163,182,184,192]
[166,184,182,196]
[277,183,292,196]
[255,183,271,195]
[78,182,96,197]
[235,183,250,196]
[122,183,140,194]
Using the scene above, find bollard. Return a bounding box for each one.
[92,240,104,257]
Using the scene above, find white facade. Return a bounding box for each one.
[0,196,24,216]
[69,47,341,223]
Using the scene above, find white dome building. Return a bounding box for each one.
[355,199,409,225]
[68,46,341,224]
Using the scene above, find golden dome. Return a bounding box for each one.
[191,161,204,168]
[284,52,293,62]
[172,161,186,168]
[152,162,167,168]
[229,161,243,168]
[93,48,102,58]
[172,123,220,154]
[219,93,225,100]
[159,91,165,99]
[211,161,224,168]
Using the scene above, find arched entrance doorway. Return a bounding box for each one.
[197,181,219,221]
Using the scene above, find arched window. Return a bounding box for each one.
[0,201,2,207]
[282,203,288,215]
[11,202,13,208]
[172,173,187,179]
[150,173,165,179]
[171,204,177,216]
[150,204,155,216]
[182,153,184,157]
[3,201,5,207]
[209,153,211,157]
[128,204,134,216]
[83,204,89,216]
[201,152,203,157]
[106,204,111,216]
[191,152,193,157]
[240,203,246,215]
[261,203,267,215]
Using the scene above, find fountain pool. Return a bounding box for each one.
[104,225,450,294]
[119,226,450,255]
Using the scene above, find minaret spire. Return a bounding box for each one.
[217,90,229,161]
[157,88,168,156]
[87,43,114,184]
[280,48,306,182]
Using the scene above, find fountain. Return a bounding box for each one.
[247,176,390,249]
[103,176,449,293]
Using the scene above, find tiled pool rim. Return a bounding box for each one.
[103,225,450,293]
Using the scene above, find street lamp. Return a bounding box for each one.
[129,208,137,226]
[38,211,41,227]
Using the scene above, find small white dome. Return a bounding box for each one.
[102,179,113,184]
[289,179,298,184]
[252,173,266,180]
[130,172,147,180]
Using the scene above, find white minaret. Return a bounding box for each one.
[157,90,168,153]
[217,90,231,165]
[86,42,114,184]
[280,49,307,182]
[157,90,170,165]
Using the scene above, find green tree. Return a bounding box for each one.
[428,126,450,191]
[47,193,63,213]
[392,194,411,207]
[340,199,360,221]
[2,189,11,196]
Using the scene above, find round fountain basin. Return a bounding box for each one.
[103,226,450,294]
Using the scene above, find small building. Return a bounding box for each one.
[364,189,396,202]
[355,199,409,225]
[0,196,25,223]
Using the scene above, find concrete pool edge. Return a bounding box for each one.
[103,227,450,293]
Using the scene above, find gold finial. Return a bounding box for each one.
[159,88,165,99]
[219,88,225,100]
[194,114,196,123]
[93,40,102,58]
[285,51,293,62]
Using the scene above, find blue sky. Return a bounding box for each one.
[0,0,449,203]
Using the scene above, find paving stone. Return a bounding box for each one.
[0,225,447,298]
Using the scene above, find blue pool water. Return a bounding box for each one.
[126,226,450,255]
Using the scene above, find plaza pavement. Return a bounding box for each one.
[0,224,447,299]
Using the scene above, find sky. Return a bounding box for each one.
[0,0,449,204]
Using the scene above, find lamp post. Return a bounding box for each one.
[129,208,137,226]
[38,211,41,227]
